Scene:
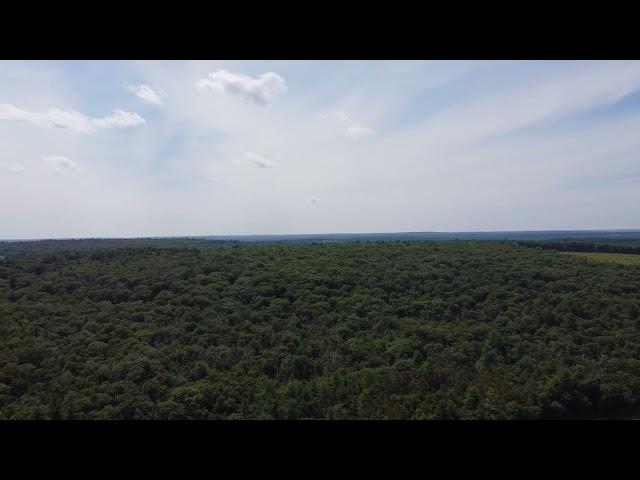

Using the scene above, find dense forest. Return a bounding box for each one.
[0,238,233,257]
[518,240,640,255]
[1,240,640,419]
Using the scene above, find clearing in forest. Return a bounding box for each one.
[562,251,640,265]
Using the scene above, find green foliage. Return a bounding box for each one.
[561,252,640,266]
[518,239,640,255]
[1,240,640,419]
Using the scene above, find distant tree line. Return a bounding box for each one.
[0,238,237,258]
[518,240,640,255]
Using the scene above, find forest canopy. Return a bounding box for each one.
[1,240,639,419]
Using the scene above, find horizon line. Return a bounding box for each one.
[3,228,640,242]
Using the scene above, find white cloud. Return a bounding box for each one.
[195,70,287,105]
[42,156,79,173]
[244,152,275,168]
[0,103,145,134]
[323,111,348,121]
[0,162,25,173]
[48,109,96,134]
[345,124,373,139]
[125,84,163,106]
[1,103,50,129]
[92,109,146,129]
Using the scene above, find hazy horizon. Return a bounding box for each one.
[3,228,640,242]
[3,60,640,238]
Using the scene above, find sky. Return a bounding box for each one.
[1,60,640,239]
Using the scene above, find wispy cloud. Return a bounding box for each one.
[125,84,163,106]
[404,61,640,149]
[42,156,79,173]
[0,104,145,134]
[195,70,287,105]
[243,152,275,168]
[0,162,25,173]
[345,124,373,139]
[323,111,348,122]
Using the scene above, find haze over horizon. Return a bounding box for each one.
[2,60,640,239]
[4,228,640,243]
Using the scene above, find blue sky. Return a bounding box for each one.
[1,60,640,238]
